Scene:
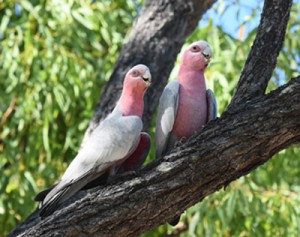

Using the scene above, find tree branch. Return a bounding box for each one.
[229,0,292,108]
[9,77,300,237]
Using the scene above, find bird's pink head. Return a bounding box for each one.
[181,40,212,72]
[123,64,152,92]
[119,64,152,117]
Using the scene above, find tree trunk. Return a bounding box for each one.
[9,0,298,236]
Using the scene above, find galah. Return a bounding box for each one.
[37,64,151,218]
[155,41,217,225]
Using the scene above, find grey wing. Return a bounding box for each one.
[155,81,179,160]
[206,89,218,122]
[39,115,142,217]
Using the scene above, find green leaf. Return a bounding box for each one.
[72,10,95,30]
[226,190,237,220]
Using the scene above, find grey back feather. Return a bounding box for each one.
[206,89,218,122]
[155,81,179,159]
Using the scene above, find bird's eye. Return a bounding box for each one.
[131,70,140,77]
[191,45,200,52]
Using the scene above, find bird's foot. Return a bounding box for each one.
[175,137,187,147]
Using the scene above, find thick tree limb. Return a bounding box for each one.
[9,77,300,237]
[229,0,292,107]
[82,0,216,146]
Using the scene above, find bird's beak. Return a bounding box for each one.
[202,46,212,63]
[142,70,152,87]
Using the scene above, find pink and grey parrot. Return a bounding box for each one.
[155,41,217,225]
[37,64,151,218]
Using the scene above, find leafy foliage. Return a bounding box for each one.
[0,0,299,236]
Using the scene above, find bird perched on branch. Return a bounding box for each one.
[36,64,151,218]
[155,41,217,225]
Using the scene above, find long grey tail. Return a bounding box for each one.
[38,175,93,218]
[38,181,74,218]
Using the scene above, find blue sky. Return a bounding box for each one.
[200,0,264,40]
[201,0,300,40]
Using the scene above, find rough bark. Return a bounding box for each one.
[81,0,216,146]
[9,77,300,237]
[8,0,297,236]
[229,0,292,107]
